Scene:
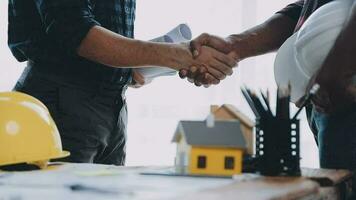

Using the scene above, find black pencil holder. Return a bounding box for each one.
[255,118,301,176]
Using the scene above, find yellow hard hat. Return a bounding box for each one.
[0,92,70,169]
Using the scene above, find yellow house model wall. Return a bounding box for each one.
[189,147,243,176]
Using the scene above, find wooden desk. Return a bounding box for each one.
[173,177,319,200]
[0,164,352,200]
[302,168,354,200]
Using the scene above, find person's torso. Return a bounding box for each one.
[8,0,136,87]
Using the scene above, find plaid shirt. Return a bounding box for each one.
[8,0,136,87]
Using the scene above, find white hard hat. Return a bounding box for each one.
[274,0,354,103]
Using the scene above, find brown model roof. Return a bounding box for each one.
[213,104,255,128]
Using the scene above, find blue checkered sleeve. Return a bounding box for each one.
[33,0,101,56]
[8,0,136,62]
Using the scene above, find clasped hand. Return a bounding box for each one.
[180,33,239,87]
[130,33,238,88]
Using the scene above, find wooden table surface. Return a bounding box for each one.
[0,163,352,200]
[172,177,319,200]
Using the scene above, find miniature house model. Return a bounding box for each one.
[172,114,247,176]
[210,104,255,155]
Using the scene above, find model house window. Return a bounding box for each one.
[197,156,206,169]
[224,156,235,169]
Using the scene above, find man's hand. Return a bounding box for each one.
[190,33,235,57]
[179,33,239,86]
[177,42,237,87]
[129,70,147,88]
[193,45,236,80]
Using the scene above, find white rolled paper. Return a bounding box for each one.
[136,24,192,83]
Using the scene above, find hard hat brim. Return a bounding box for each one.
[0,151,70,168]
[274,32,310,103]
[53,151,71,160]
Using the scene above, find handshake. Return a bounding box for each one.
[132,33,240,88]
[178,33,239,87]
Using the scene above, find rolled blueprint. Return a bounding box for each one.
[136,24,192,83]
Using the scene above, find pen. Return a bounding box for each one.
[249,91,269,119]
[241,87,261,118]
[260,90,273,117]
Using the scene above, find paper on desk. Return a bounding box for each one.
[0,164,233,200]
[74,169,123,177]
[135,23,192,83]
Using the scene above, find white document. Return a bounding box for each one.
[0,164,233,200]
[136,24,192,83]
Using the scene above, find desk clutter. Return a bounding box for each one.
[0,163,352,200]
[241,86,300,176]
[241,84,320,176]
[169,85,317,178]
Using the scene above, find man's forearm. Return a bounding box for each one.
[316,1,356,86]
[182,13,299,84]
[77,26,193,70]
[228,14,298,60]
